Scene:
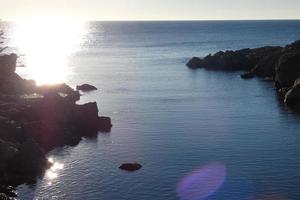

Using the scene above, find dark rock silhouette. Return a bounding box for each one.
[76,84,98,91]
[0,52,112,197]
[119,163,142,171]
[187,39,300,108]
[240,72,255,79]
[275,51,300,88]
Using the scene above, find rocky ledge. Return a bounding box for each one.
[187,40,300,108]
[0,54,112,198]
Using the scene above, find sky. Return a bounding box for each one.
[1,0,300,20]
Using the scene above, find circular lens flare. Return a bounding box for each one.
[177,162,226,200]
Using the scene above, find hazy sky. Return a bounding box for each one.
[1,0,300,20]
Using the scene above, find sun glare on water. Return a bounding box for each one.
[12,17,86,85]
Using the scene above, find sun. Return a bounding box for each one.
[11,16,86,85]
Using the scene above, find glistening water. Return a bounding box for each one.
[2,20,300,199]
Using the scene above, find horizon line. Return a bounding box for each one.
[1,18,300,22]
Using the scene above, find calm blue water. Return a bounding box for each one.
[3,20,300,199]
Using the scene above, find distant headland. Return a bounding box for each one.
[187,40,300,108]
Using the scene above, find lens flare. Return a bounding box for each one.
[177,162,226,200]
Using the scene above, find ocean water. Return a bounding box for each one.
[2,20,300,199]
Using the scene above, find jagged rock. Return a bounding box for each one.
[98,116,112,132]
[187,40,300,110]
[0,186,17,198]
[278,87,292,97]
[186,57,203,69]
[70,102,112,133]
[119,163,142,171]
[76,84,97,92]
[250,49,282,77]
[275,51,300,88]
[285,84,300,106]
[0,193,10,200]
[36,83,74,95]
[65,90,80,103]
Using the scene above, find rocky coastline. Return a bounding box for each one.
[0,54,112,199]
[187,40,300,108]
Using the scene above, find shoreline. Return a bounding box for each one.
[0,54,112,198]
[187,39,300,109]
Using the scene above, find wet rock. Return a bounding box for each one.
[0,186,17,198]
[0,193,10,200]
[119,163,142,171]
[76,84,97,92]
[278,87,292,97]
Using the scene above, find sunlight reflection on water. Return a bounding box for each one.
[11,17,86,85]
[46,157,64,186]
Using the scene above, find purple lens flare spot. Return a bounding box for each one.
[177,162,227,200]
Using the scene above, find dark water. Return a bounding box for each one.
[3,20,300,199]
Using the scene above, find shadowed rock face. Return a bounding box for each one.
[275,51,300,88]
[0,53,112,197]
[187,40,300,109]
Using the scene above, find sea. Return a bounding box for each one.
[1,20,300,200]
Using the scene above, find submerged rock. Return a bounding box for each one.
[119,163,142,171]
[76,84,97,91]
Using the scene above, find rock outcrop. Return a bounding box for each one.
[76,84,98,91]
[119,163,142,171]
[187,40,300,108]
[0,53,112,198]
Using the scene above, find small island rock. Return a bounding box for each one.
[76,84,97,91]
[119,163,142,171]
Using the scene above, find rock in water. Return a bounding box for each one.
[186,57,203,69]
[76,84,97,92]
[119,163,142,171]
[98,116,112,132]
